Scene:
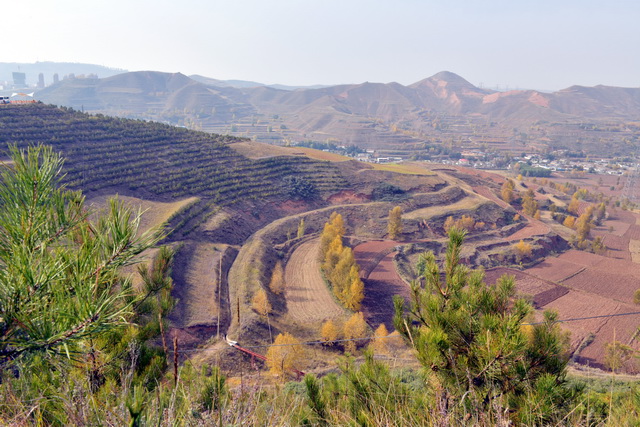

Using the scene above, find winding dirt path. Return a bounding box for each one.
[284,238,344,322]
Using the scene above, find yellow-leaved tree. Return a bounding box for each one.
[320,319,340,344]
[513,240,533,261]
[343,312,369,353]
[387,206,403,240]
[319,212,364,310]
[567,197,581,216]
[297,217,305,239]
[346,270,365,311]
[266,332,304,376]
[563,216,576,229]
[522,189,538,216]
[501,179,515,204]
[252,288,272,316]
[369,323,390,355]
[269,261,285,295]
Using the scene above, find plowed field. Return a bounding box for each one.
[561,269,639,304]
[505,221,550,240]
[353,240,399,278]
[360,251,411,329]
[543,290,640,371]
[525,257,584,282]
[484,268,568,307]
[284,238,345,323]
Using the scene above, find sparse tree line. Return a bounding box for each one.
[501,176,610,252]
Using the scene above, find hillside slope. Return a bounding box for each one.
[34,70,640,155]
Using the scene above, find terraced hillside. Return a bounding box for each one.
[0,104,348,205]
[13,103,631,375]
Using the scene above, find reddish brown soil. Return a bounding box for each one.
[360,251,411,330]
[484,267,568,307]
[452,166,506,185]
[525,256,585,282]
[353,240,399,278]
[625,224,640,240]
[561,269,639,304]
[472,185,511,209]
[524,240,640,371]
[603,235,632,260]
[553,250,606,266]
[543,290,640,371]
[327,190,370,204]
[506,220,550,240]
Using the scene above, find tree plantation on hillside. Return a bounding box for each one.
[0,104,348,204]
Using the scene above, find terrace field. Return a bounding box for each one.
[4,103,640,376]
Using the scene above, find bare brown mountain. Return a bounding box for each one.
[35,70,640,155]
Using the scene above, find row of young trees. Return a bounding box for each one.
[0,104,350,205]
[318,213,365,310]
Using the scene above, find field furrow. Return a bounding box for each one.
[284,238,344,322]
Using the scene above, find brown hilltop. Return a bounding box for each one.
[36,70,640,154]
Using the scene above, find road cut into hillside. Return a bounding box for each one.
[284,238,345,323]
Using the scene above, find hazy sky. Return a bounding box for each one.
[6,0,639,90]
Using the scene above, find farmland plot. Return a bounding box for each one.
[170,242,229,328]
[360,251,411,330]
[543,290,640,371]
[284,238,345,323]
[353,240,399,278]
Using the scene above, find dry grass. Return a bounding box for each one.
[172,243,227,327]
[629,239,640,263]
[291,147,351,162]
[229,141,351,162]
[87,195,198,290]
[87,194,199,235]
[403,193,482,219]
[229,141,303,159]
[370,162,434,175]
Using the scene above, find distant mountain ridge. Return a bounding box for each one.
[34,69,640,155]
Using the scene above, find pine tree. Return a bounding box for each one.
[0,145,162,368]
[394,228,574,420]
[387,206,403,240]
